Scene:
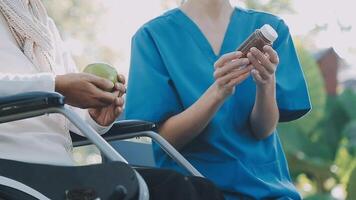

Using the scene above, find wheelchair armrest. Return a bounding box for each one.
[0,92,65,123]
[72,120,203,176]
[71,120,157,147]
[110,120,157,134]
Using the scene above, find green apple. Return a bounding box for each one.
[83,63,118,84]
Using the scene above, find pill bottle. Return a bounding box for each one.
[237,24,278,57]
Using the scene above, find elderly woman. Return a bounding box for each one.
[0,0,126,165]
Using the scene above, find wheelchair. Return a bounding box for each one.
[0,92,203,200]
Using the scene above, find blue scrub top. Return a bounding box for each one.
[126,7,311,200]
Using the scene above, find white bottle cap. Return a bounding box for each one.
[260,24,278,42]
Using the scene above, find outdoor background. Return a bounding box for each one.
[43,0,356,199]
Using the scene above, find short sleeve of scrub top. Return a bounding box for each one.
[126,27,184,123]
[273,22,311,122]
[125,7,311,200]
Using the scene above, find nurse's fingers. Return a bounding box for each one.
[214,58,250,79]
[214,51,243,69]
[247,52,269,80]
[216,65,253,86]
[251,69,266,84]
[263,45,279,65]
[226,71,251,88]
[250,47,275,74]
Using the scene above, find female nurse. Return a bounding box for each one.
[126,0,311,199]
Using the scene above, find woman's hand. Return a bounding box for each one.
[213,51,252,101]
[55,73,119,109]
[88,74,126,126]
[247,46,279,88]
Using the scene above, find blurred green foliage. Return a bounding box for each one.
[243,0,295,14]
[347,168,356,199]
[43,0,103,42]
[43,0,119,69]
[278,44,356,199]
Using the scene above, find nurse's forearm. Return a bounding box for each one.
[250,82,279,140]
[158,84,224,149]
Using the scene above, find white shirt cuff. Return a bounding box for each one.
[0,73,55,96]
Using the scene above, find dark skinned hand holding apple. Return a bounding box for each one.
[55,63,126,126]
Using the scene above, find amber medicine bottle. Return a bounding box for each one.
[237,24,278,57]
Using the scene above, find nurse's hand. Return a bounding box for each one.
[213,51,252,100]
[55,73,118,109]
[88,74,126,126]
[247,46,279,87]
